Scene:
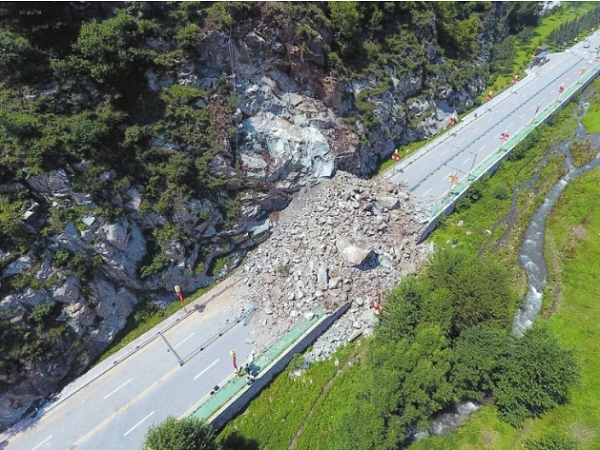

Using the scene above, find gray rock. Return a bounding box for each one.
[316,263,329,290]
[101,222,129,251]
[304,311,315,321]
[328,277,341,289]
[52,276,81,304]
[335,238,375,266]
[377,196,400,210]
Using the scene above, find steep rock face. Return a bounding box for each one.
[0,3,510,429]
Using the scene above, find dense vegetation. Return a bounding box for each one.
[142,416,219,450]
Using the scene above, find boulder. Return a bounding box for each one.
[335,238,375,266]
[377,196,400,210]
[316,262,329,290]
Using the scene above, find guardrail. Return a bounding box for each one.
[417,60,600,243]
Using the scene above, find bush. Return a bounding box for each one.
[142,416,220,450]
[492,184,511,200]
[495,324,580,426]
[28,302,56,326]
[466,180,484,203]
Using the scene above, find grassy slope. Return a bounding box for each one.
[217,345,354,450]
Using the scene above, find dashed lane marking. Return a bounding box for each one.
[194,359,220,381]
[123,411,155,437]
[103,378,132,400]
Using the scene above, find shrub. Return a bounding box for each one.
[28,302,56,326]
[492,184,511,200]
[495,324,580,426]
[142,416,220,450]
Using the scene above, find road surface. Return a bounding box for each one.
[385,33,600,208]
[3,288,256,450]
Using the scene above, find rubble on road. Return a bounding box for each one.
[240,171,432,363]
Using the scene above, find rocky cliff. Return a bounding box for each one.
[0,2,509,429]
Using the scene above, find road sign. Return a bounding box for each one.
[486,91,493,101]
[391,150,400,161]
[559,85,565,94]
[512,75,519,84]
[500,131,509,142]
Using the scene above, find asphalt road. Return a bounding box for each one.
[4,301,256,450]
[386,33,600,207]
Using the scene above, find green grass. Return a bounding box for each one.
[217,344,355,450]
[95,283,215,364]
[582,102,600,133]
[414,168,600,450]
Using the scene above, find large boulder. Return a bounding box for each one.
[335,238,376,267]
[243,112,335,181]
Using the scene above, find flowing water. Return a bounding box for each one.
[428,98,600,438]
[512,100,600,335]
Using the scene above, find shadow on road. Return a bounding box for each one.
[220,431,260,450]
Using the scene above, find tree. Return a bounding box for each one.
[424,249,517,339]
[142,416,220,450]
[494,325,580,426]
[0,27,34,81]
[507,2,542,34]
[452,325,515,400]
[327,1,362,56]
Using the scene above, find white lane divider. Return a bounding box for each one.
[31,435,52,450]
[457,138,465,144]
[440,149,448,156]
[462,158,470,165]
[421,188,433,197]
[174,332,196,349]
[194,359,220,381]
[103,378,133,400]
[422,163,429,169]
[123,411,155,437]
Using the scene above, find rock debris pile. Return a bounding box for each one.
[239,172,432,361]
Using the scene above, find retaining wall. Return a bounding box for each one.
[207,302,351,431]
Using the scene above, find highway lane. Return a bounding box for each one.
[387,32,600,206]
[5,302,255,450]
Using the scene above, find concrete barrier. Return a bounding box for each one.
[207,302,351,431]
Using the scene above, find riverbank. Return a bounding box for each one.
[408,78,600,450]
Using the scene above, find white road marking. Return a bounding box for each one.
[31,436,52,450]
[422,163,429,169]
[480,144,487,150]
[103,378,133,400]
[194,359,220,381]
[457,138,465,144]
[421,188,433,197]
[507,122,514,130]
[462,158,470,165]
[445,171,453,179]
[440,149,448,155]
[473,127,480,133]
[123,411,155,437]
[174,332,196,349]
